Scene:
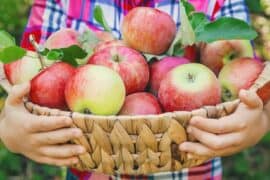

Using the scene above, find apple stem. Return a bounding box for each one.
[83,108,92,114]
[188,73,195,82]
[112,54,121,62]
[29,34,46,69]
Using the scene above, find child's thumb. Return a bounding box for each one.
[239,89,263,109]
[7,82,30,106]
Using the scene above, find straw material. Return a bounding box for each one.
[24,62,270,175]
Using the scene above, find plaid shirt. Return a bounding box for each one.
[21,0,250,180]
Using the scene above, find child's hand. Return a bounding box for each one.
[179,89,269,159]
[0,83,86,166]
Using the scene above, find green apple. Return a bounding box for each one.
[65,65,126,115]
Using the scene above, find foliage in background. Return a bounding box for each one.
[0,0,32,44]
[0,0,269,179]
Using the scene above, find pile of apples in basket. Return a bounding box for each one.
[0,1,268,116]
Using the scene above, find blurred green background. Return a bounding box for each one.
[0,0,270,179]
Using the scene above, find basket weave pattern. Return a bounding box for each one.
[24,62,270,175]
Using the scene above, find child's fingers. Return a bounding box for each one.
[32,155,79,167]
[239,89,263,109]
[6,82,30,106]
[39,144,86,158]
[28,115,73,132]
[34,128,83,145]
[186,125,243,150]
[189,115,246,134]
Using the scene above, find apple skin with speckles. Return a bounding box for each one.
[88,46,149,95]
[119,92,162,115]
[122,7,176,55]
[158,63,221,112]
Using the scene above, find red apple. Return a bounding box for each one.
[218,58,264,101]
[158,63,221,112]
[257,82,270,104]
[65,65,125,115]
[184,45,198,62]
[30,62,75,109]
[122,7,176,55]
[200,40,254,75]
[119,92,162,115]
[94,40,127,53]
[149,56,189,95]
[88,46,149,94]
[4,51,42,85]
[45,28,81,49]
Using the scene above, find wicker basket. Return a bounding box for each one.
[24,62,270,175]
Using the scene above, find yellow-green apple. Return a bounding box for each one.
[122,7,176,55]
[4,51,42,85]
[200,40,254,75]
[65,65,125,115]
[158,63,221,112]
[88,46,149,94]
[149,56,189,95]
[94,40,126,53]
[45,28,81,49]
[29,62,75,109]
[218,58,264,101]
[119,92,162,115]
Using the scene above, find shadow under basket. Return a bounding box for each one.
[24,62,270,175]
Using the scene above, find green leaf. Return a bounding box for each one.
[39,48,49,56]
[0,30,16,50]
[47,50,63,60]
[47,45,88,67]
[167,0,196,55]
[196,17,258,43]
[190,13,209,35]
[94,5,112,32]
[61,45,87,67]
[181,0,195,17]
[0,46,26,63]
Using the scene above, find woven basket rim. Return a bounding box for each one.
[24,98,240,119]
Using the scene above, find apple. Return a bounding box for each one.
[149,56,189,95]
[119,92,162,115]
[94,30,115,42]
[122,7,176,55]
[4,51,42,85]
[158,63,221,112]
[94,40,126,53]
[29,62,75,109]
[218,58,264,101]
[65,65,125,115]
[45,28,81,49]
[184,45,198,62]
[200,40,254,75]
[88,46,149,94]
